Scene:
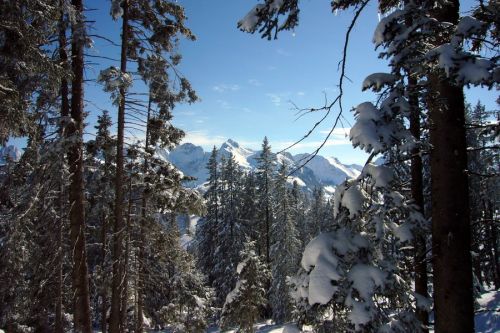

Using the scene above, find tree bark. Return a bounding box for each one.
[110,0,129,331]
[136,95,151,333]
[68,0,92,331]
[428,3,474,332]
[56,4,69,332]
[409,74,429,332]
[121,177,133,330]
[101,211,108,333]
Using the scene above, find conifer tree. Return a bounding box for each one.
[212,155,245,306]
[67,0,92,330]
[270,163,300,323]
[99,1,197,330]
[255,137,275,263]
[221,240,269,333]
[85,110,116,333]
[196,147,220,285]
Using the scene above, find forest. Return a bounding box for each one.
[0,0,498,333]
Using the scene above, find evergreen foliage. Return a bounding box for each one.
[221,240,269,333]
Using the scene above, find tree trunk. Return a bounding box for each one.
[101,211,108,333]
[56,5,68,332]
[136,95,151,333]
[428,3,474,332]
[409,74,429,332]
[110,0,129,331]
[68,0,92,332]
[121,177,133,330]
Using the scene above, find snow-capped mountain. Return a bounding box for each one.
[160,139,362,192]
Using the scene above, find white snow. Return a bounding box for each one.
[166,139,362,190]
[426,44,494,85]
[475,289,500,333]
[287,176,306,187]
[236,259,248,274]
[362,73,397,92]
[350,102,385,154]
[300,233,340,305]
[453,16,484,45]
[224,280,242,305]
[372,10,405,47]
[347,264,386,300]
[238,4,265,33]
[333,181,366,219]
[110,0,123,19]
[363,164,393,188]
[391,222,413,242]
[193,295,205,309]
[270,0,285,10]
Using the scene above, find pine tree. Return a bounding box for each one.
[0,0,61,143]
[67,1,92,330]
[467,101,500,289]
[270,163,300,323]
[307,187,327,238]
[240,171,259,243]
[255,137,275,263]
[212,155,245,306]
[99,1,197,330]
[196,147,220,285]
[85,110,116,333]
[221,240,269,333]
[290,180,309,251]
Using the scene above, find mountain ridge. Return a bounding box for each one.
[160,139,362,193]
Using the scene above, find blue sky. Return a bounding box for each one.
[80,0,497,164]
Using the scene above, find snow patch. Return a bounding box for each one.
[238,4,265,33]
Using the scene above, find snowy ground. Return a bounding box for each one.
[206,321,305,333]
[473,289,500,333]
[211,289,499,333]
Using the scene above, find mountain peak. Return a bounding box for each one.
[164,141,362,190]
[223,138,240,148]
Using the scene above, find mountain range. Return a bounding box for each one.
[160,139,362,193]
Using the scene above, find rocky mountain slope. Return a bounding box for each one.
[160,139,362,193]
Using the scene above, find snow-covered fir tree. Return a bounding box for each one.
[195,147,220,285]
[212,155,246,306]
[221,240,270,333]
[269,163,300,323]
[255,137,276,263]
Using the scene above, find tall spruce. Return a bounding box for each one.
[270,163,300,323]
[196,147,220,285]
[221,240,269,333]
[255,137,275,263]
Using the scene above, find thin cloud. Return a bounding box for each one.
[319,127,351,137]
[266,92,293,107]
[179,110,197,116]
[266,93,282,106]
[248,79,261,86]
[273,138,352,151]
[276,48,291,57]
[216,99,231,109]
[212,84,240,93]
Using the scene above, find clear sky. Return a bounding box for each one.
[78,0,497,165]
